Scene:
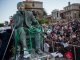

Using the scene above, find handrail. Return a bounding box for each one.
[2,29,14,60]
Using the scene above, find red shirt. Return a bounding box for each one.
[64,51,73,60]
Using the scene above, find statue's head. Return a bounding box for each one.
[17,2,25,11]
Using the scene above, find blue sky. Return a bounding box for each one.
[0,0,80,23]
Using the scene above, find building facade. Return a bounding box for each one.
[60,10,66,19]
[17,1,44,20]
[52,9,61,20]
[64,2,80,19]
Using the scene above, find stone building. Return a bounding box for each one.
[17,0,44,20]
[52,9,61,20]
[64,2,80,19]
[60,10,66,19]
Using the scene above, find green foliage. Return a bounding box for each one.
[38,17,48,24]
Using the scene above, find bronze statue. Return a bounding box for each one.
[12,2,43,58]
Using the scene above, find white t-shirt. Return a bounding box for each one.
[44,43,50,52]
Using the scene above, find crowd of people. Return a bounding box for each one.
[42,19,80,60]
[0,19,80,60]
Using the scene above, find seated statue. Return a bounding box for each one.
[12,2,43,58]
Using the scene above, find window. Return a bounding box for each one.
[79,11,80,18]
[79,6,80,9]
[57,11,58,17]
[32,3,35,7]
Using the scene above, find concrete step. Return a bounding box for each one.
[10,53,53,60]
[10,53,67,60]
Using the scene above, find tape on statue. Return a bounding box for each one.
[35,28,41,33]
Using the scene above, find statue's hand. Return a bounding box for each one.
[35,28,41,33]
[28,26,35,32]
[30,26,35,30]
[29,26,41,33]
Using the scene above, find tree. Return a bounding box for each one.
[38,17,49,24]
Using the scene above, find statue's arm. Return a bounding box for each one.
[30,12,40,26]
[12,14,22,29]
